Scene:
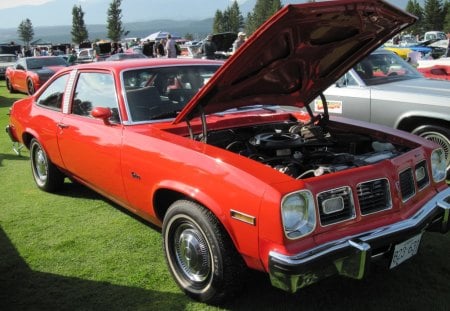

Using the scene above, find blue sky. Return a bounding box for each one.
[0,0,417,28]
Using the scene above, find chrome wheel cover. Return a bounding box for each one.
[33,145,48,184]
[420,130,450,170]
[173,223,211,283]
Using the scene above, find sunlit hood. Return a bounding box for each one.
[174,0,416,124]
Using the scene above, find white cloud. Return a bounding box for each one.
[0,0,54,10]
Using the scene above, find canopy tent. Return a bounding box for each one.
[142,31,181,42]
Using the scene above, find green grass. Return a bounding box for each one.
[0,80,449,310]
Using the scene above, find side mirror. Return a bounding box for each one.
[91,107,112,125]
[335,75,347,88]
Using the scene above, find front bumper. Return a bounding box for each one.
[269,187,450,293]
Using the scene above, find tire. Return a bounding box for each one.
[27,78,35,95]
[162,200,246,304]
[412,124,450,179]
[30,138,65,192]
[6,78,16,93]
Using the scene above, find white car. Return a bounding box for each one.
[0,54,18,78]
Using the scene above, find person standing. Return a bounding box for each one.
[232,32,246,53]
[165,34,177,58]
[446,31,450,57]
[199,34,217,60]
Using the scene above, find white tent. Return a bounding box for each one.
[142,31,181,41]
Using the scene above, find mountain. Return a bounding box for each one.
[0,0,418,44]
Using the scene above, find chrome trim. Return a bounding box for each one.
[415,160,430,192]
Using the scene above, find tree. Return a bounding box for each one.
[443,0,450,32]
[71,5,89,45]
[423,0,445,30]
[17,18,34,47]
[212,1,244,34]
[245,0,282,35]
[213,10,225,33]
[107,0,125,42]
[405,0,424,36]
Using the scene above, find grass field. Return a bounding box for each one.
[0,79,449,311]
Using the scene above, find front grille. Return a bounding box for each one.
[357,179,392,215]
[318,186,355,226]
[399,168,415,201]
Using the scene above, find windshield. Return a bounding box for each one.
[0,55,17,62]
[26,57,68,69]
[122,65,220,122]
[352,51,422,86]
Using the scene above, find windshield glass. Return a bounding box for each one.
[353,51,422,86]
[26,57,68,69]
[122,65,220,122]
[0,55,17,62]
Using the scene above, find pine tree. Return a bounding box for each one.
[71,5,89,45]
[423,0,444,31]
[213,10,225,33]
[405,0,424,36]
[107,0,125,42]
[443,0,450,32]
[245,0,282,35]
[17,18,34,47]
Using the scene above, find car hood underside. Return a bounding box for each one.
[174,0,416,124]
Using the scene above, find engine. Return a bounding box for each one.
[203,122,401,179]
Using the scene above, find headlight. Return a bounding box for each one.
[281,190,316,239]
[431,148,446,182]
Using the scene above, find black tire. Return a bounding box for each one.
[162,200,246,304]
[27,78,35,95]
[30,138,65,192]
[412,124,450,179]
[6,78,16,93]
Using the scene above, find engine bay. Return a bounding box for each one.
[199,121,407,179]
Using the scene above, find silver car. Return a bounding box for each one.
[0,54,18,78]
[316,49,450,177]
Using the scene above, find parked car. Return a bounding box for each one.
[5,56,68,95]
[417,57,450,80]
[6,0,450,304]
[104,52,148,61]
[317,49,450,179]
[77,48,95,63]
[0,53,18,78]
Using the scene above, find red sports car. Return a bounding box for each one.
[5,55,67,95]
[6,0,450,304]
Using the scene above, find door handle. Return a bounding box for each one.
[57,123,69,129]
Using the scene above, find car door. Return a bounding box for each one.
[320,71,371,122]
[13,59,28,92]
[57,70,128,205]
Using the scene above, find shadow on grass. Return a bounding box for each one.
[0,226,188,311]
[0,152,29,166]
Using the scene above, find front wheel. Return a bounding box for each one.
[6,78,16,93]
[412,124,450,179]
[162,200,246,304]
[27,78,35,95]
[30,138,65,192]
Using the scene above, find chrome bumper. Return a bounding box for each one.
[269,187,450,293]
[5,125,23,155]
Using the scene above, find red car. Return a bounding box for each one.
[417,57,450,80]
[5,56,67,95]
[6,0,450,304]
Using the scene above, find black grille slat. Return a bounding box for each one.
[399,168,415,201]
[318,187,355,226]
[357,179,391,215]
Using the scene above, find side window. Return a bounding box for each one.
[72,72,120,122]
[37,74,69,109]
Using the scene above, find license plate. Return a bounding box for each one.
[390,234,422,269]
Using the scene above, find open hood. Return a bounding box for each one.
[174,0,416,124]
